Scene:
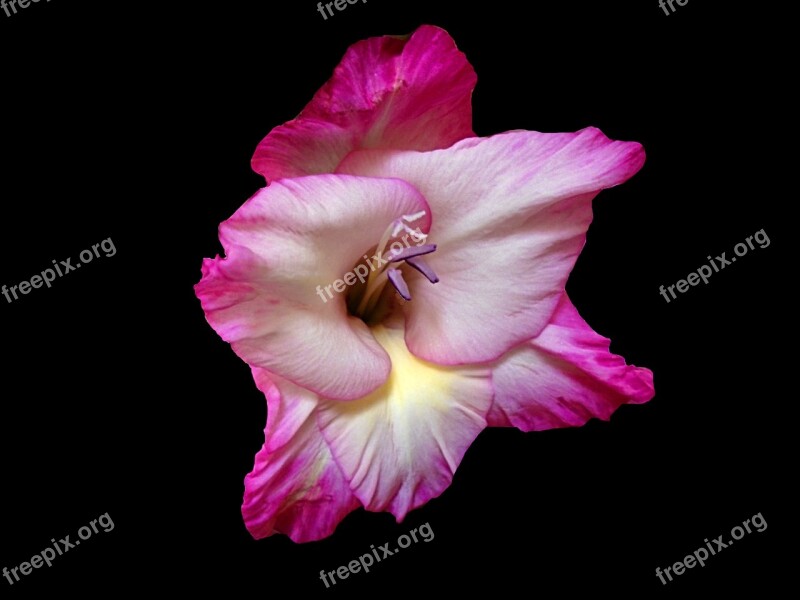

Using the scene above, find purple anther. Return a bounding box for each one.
[387,268,412,301]
[405,257,439,284]
[388,244,437,263]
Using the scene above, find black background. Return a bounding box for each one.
[0,0,788,595]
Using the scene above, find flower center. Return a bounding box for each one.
[348,211,439,323]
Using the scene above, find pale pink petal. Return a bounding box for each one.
[337,128,645,365]
[488,294,654,430]
[194,175,431,400]
[252,25,476,181]
[317,324,493,521]
[243,368,361,542]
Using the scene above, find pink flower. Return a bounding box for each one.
[195,25,654,543]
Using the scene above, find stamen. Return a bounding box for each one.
[388,244,437,262]
[405,257,439,283]
[353,211,438,318]
[387,268,411,301]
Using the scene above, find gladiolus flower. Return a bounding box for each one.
[195,25,654,543]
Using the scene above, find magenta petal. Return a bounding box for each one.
[251,25,477,181]
[487,294,655,430]
[242,368,361,543]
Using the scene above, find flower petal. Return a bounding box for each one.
[242,368,361,542]
[252,25,477,181]
[338,128,645,365]
[194,175,431,400]
[488,294,654,430]
[317,323,493,520]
